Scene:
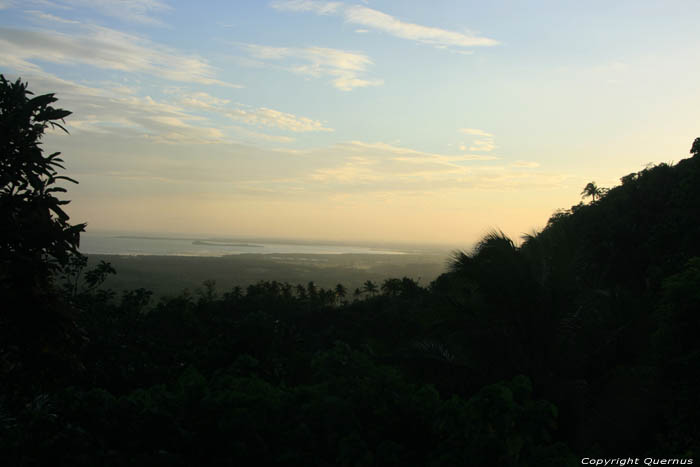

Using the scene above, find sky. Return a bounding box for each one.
[1,0,699,246]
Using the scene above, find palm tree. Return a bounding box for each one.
[362,280,378,297]
[353,288,362,301]
[281,282,293,299]
[335,283,347,305]
[581,182,605,203]
[307,281,318,300]
[317,288,331,306]
[381,278,402,297]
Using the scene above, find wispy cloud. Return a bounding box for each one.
[458,128,496,152]
[4,70,232,144]
[270,1,498,50]
[229,126,296,143]
[511,160,540,168]
[343,5,498,49]
[297,140,565,193]
[243,43,382,91]
[469,140,496,152]
[459,128,493,137]
[179,91,231,110]
[226,106,333,132]
[344,141,497,167]
[169,88,327,135]
[30,0,171,25]
[270,0,342,15]
[25,9,80,23]
[0,25,241,87]
[310,161,382,183]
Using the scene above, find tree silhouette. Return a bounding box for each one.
[353,287,362,301]
[691,137,700,156]
[1,75,85,281]
[334,283,347,304]
[581,182,606,203]
[381,278,402,297]
[0,75,87,383]
[307,281,318,300]
[362,280,378,297]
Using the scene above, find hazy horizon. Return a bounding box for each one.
[80,228,459,252]
[2,0,698,245]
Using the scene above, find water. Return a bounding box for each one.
[79,232,406,257]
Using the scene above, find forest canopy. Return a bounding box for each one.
[1,78,699,466]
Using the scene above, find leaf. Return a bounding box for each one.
[27,93,57,109]
[49,204,69,220]
[54,175,79,184]
[48,121,69,134]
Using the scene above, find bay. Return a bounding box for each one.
[79,231,407,257]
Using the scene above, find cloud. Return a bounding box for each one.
[459,128,496,152]
[469,140,496,152]
[226,106,334,132]
[179,91,231,110]
[229,126,296,143]
[270,0,342,15]
[243,43,382,91]
[74,92,227,144]
[0,51,44,74]
[395,154,498,163]
[343,141,497,163]
[344,141,425,155]
[310,163,382,183]
[459,128,492,137]
[297,140,566,193]
[304,140,495,188]
[5,70,232,144]
[167,87,330,135]
[0,25,240,87]
[270,1,498,50]
[25,9,80,23]
[40,0,171,25]
[75,0,169,24]
[511,160,540,168]
[343,6,498,48]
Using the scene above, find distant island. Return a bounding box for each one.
[192,240,263,248]
[114,235,263,248]
[115,235,198,242]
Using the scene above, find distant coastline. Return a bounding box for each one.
[192,240,263,248]
[115,235,197,242]
[82,233,421,257]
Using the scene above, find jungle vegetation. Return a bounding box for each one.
[2,76,699,466]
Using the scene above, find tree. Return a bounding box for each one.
[381,278,402,297]
[362,280,378,297]
[334,283,347,304]
[353,288,362,301]
[580,182,606,203]
[307,281,318,300]
[0,75,85,284]
[0,75,87,382]
[691,137,700,156]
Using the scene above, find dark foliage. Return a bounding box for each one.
[0,75,91,394]
[2,78,699,465]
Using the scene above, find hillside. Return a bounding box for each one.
[3,143,700,465]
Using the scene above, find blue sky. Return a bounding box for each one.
[1,0,699,245]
